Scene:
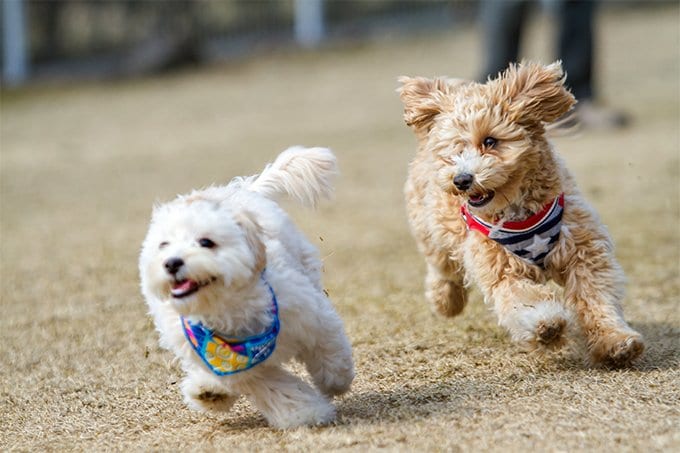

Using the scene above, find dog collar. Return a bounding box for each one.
[461,193,564,268]
[181,274,279,376]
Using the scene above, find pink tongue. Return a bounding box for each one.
[470,195,483,202]
[173,280,195,291]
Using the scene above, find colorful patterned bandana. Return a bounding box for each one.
[181,275,279,376]
[461,194,564,268]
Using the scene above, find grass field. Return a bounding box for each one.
[2,4,678,451]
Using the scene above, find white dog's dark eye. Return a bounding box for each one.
[483,137,497,148]
[159,241,169,249]
[198,238,217,249]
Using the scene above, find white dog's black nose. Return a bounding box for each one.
[453,173,474,191]
[164,257,184,275]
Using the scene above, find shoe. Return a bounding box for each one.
[573,100,630,130]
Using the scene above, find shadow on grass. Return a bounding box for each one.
[335,379,484,425]
[204,322,677,432]
[629,321,679,371]
[214,412,268,431]
[209,380,484,431]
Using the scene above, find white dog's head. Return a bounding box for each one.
[139,192,265,317]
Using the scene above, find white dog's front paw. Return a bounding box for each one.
[181,376,237,413]
[246,368,339,428]
[268,398,337,429]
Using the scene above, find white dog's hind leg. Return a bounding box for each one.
[300,307,354,397]
[242,366,336,429]
[181,370,239,413]
[297,239,324,291]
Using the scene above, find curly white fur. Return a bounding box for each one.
[139,146,354,428]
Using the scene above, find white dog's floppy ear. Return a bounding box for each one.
[397,76,466,137]
[235,210,266,274]
[493,61,576,125]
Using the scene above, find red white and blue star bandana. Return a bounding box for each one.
[461,194,564,268]
[181,274,279,376]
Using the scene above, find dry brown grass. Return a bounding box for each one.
[2,5,678,452]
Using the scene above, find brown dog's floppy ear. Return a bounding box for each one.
[397,76,464,136]
[235,209,266,274]
[494,61,576,124]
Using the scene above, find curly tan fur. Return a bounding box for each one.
[398,61,644,367]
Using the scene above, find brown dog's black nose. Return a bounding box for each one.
[164,257,184,275]
[453,173,474,191]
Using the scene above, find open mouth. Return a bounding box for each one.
[171,277,215,299]
[468,191,495,208]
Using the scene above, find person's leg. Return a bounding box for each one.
[557,0,628,128]
[480,0,530,81]
[557,0,595,100]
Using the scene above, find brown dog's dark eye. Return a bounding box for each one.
[483,137,497,148]
[159,241,169,249]
[198,238,216,249]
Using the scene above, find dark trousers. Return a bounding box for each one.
[480,0,595,100]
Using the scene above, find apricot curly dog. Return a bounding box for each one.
[398,61,644,367]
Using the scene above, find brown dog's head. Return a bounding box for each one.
[398,61,575,219]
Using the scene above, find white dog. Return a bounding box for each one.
[139,147,354,428]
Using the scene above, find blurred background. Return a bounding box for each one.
[4,0,474,85]
[0,0,670,86]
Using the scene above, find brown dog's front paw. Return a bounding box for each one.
[427,280,468,317]
[536,317,568,348]
[590,332,645,368]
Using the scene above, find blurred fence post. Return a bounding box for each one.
[294,0,324,48]
[2,0,28,86]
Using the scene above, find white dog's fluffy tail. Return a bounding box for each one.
[246,146,338,208]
